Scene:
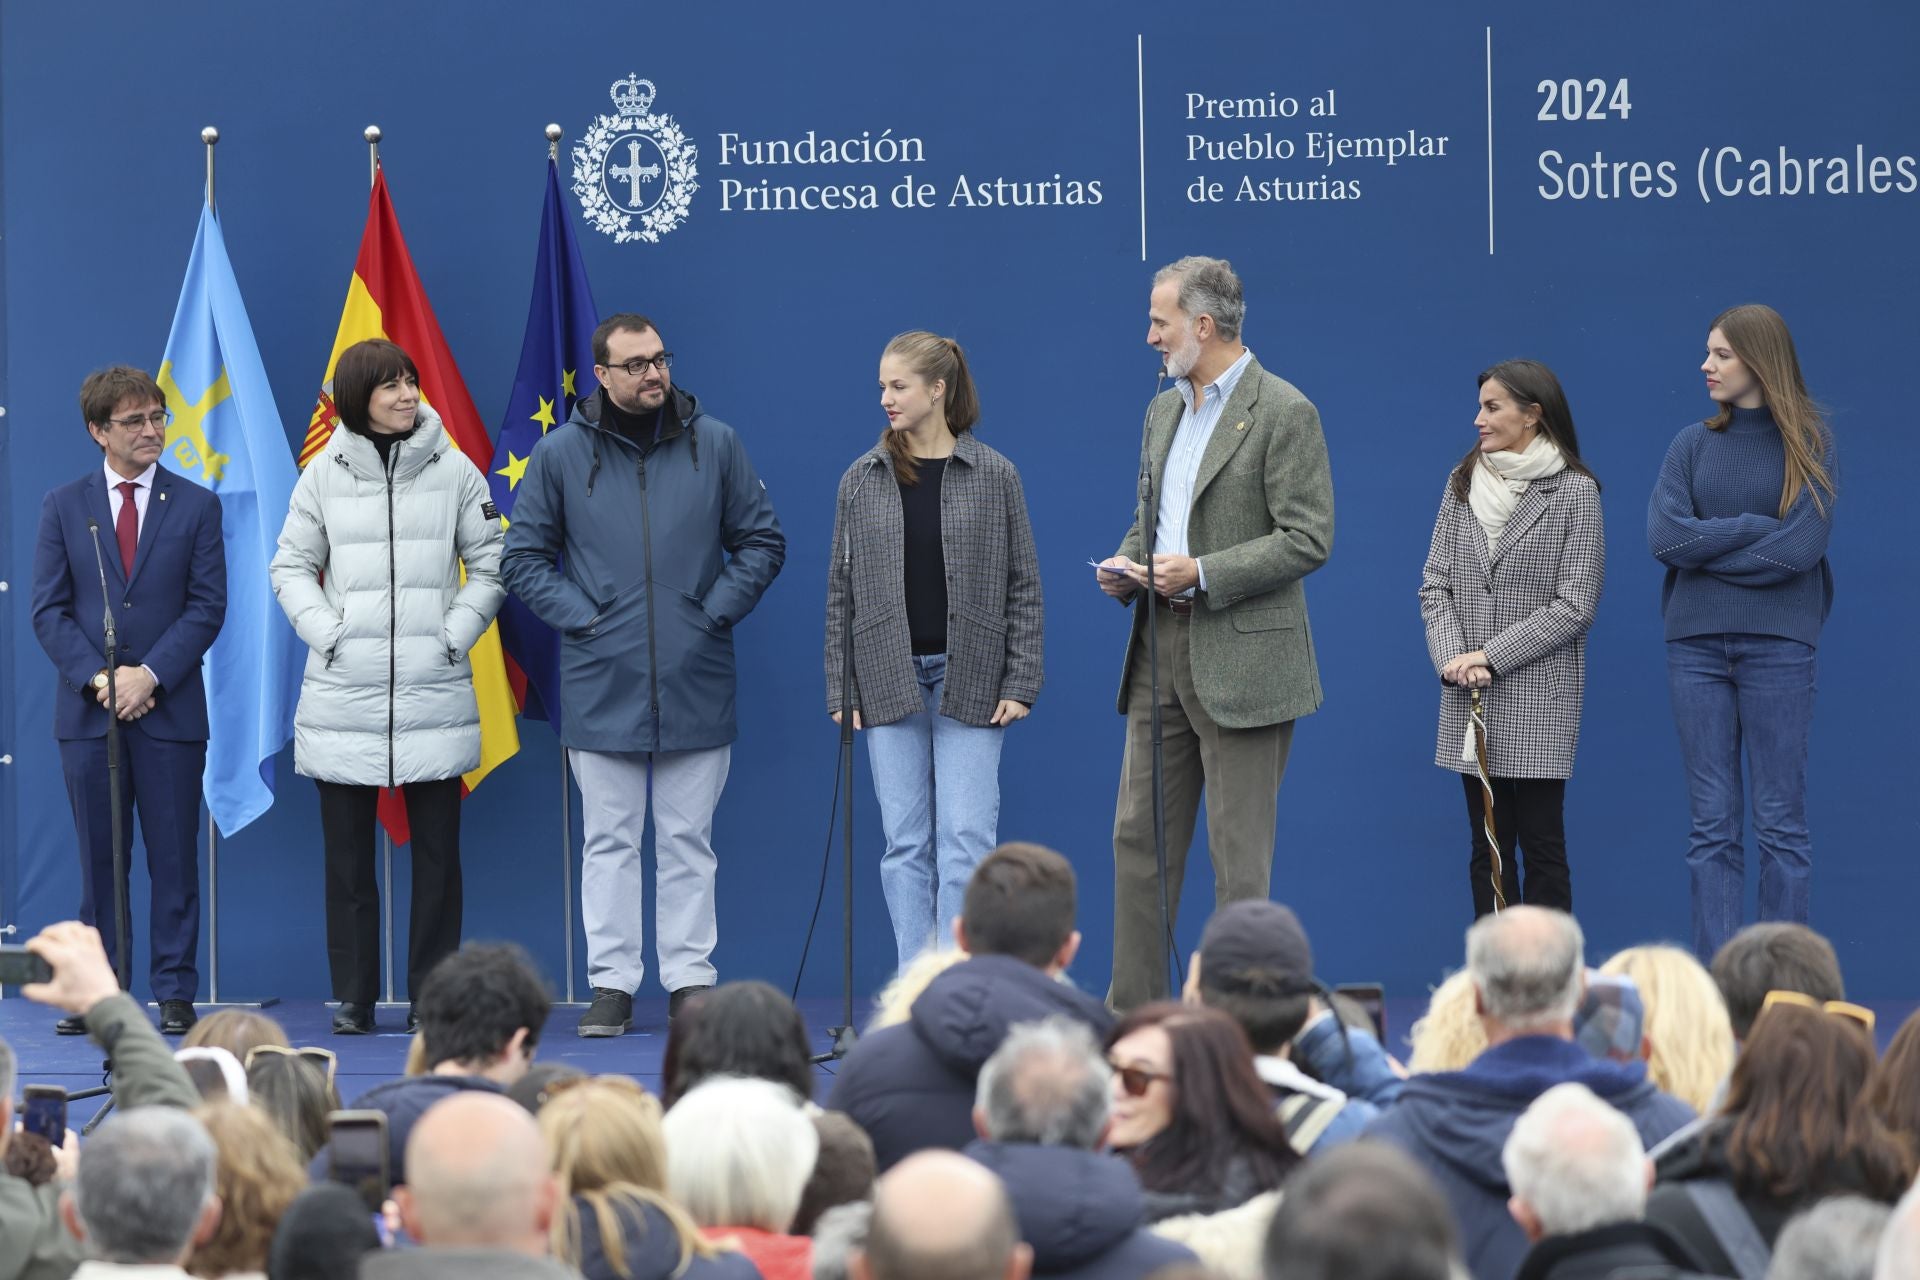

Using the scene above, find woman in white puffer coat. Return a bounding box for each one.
[270,339,506,1036]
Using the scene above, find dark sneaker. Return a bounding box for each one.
[159,1000,198,1036]
[406,1006,420,1035]
[578,988,633,1038]
[669,985,712,1023]
[332,1002,375,1035]
[54,1014,89,1036]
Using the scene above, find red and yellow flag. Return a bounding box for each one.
[304,169,521,839]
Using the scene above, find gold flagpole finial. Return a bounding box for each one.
[545,123,563,162]
[364,125,382,190]
[201,126,219,209]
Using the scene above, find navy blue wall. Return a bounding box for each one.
[4,1,1916,1004]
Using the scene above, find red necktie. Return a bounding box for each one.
[115,481,138,577]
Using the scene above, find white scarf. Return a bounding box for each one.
[1467,433,1566,553]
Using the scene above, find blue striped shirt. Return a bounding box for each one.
[1156,347,1253,593]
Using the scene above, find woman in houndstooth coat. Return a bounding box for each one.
[1419,360,1604,916]
[824,331,1044,969]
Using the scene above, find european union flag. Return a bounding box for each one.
[489,158,601,730]
[157,204,302,836]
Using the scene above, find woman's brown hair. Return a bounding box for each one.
[1104,1002,1298,1198]
[878,330,980,485]
[1864,1007,1920,1166]
[187,1102,307,1278]
[1705,304,1835,518]
[1718,1002,1911,1202]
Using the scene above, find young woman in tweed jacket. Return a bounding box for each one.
[1419,360,1604,916]
[823,332,1044,967]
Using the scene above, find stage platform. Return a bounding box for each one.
[7,995,1913,1126]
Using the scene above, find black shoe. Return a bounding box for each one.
[668,985,712,1023]
[577,988,632,1038]
[54,1014,89,1036]
[332,1002,375,1036]
[159,1000,198,1036]
[406,1006,420,1035]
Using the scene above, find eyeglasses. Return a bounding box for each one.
[245,1043,339,1084]
[106,409,172,432]
[1107,1061,1170,1098]
[1761,988,1876,1034]
[604,353,673,376]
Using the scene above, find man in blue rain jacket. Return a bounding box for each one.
[503,314,784,1038]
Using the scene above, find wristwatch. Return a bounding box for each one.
[90,669,109,692]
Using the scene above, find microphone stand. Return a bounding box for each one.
[814,463,875,1065]
[1133,371,1179,995]
[86,520,132,992]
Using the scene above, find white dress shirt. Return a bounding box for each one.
[1153,347,1254,594]
[101,457,163,689]
[103,457,159,537]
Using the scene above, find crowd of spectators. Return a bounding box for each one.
[4,841,1919,1280]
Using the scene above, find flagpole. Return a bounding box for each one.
[203,125,222,1008]
[543,121,583,1006]
[189,124,276,1013]
[364,122,402,1014]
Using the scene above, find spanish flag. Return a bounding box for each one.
[303,169,521,840]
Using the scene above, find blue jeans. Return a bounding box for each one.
[1667,634,1817,962]
[866,654,1005,968]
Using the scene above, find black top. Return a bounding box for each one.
[368,424,418,468]
[602,395,659,450]
[901,457,949,656]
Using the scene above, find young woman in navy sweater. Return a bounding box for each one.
[1648,305,1837,961]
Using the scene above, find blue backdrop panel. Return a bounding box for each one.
[2,1,1915,1004]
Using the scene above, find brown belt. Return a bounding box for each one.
[1157,594,1195,617]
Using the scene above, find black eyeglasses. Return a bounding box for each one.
[605,353,673,376]
[106,409,172,432]
[1107,1061,1170,1098]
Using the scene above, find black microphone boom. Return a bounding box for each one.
[85,519,133,991]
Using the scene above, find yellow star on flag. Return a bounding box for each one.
[562,369,578,397]
[496,449,529,491]
[531,395,557,432]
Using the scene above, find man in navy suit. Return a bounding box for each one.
[31,365,226,1035]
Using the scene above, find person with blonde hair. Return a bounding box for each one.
[662,1076,821,1280]
[180,1010,290,1062]
[1405,970,1487,1074]
[867,945,968,1031]
[826,329,1044,968]
[1600,944,1735,1115]
[539,1075,754,1280]
[1649,303,1838,962]
[186,1102,307,1279]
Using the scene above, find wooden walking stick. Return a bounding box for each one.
[1470,688,1507,912]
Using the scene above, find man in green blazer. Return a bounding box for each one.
[1096,256,1334,1009]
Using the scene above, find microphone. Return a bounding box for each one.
[86,519,117,647]
[1136,367,1169,519]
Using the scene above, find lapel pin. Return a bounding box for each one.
[159,492,167,500]
[1235,420,1247,431]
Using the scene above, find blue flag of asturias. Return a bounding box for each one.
[157,203,302,836]
[489,157,601,730]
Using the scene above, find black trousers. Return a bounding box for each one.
[315,777,464,1004]
[1459,774,1572,917]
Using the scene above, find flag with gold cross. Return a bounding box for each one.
[487,156,601,732]
[157,202,303,835]
[302,168,520,842]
